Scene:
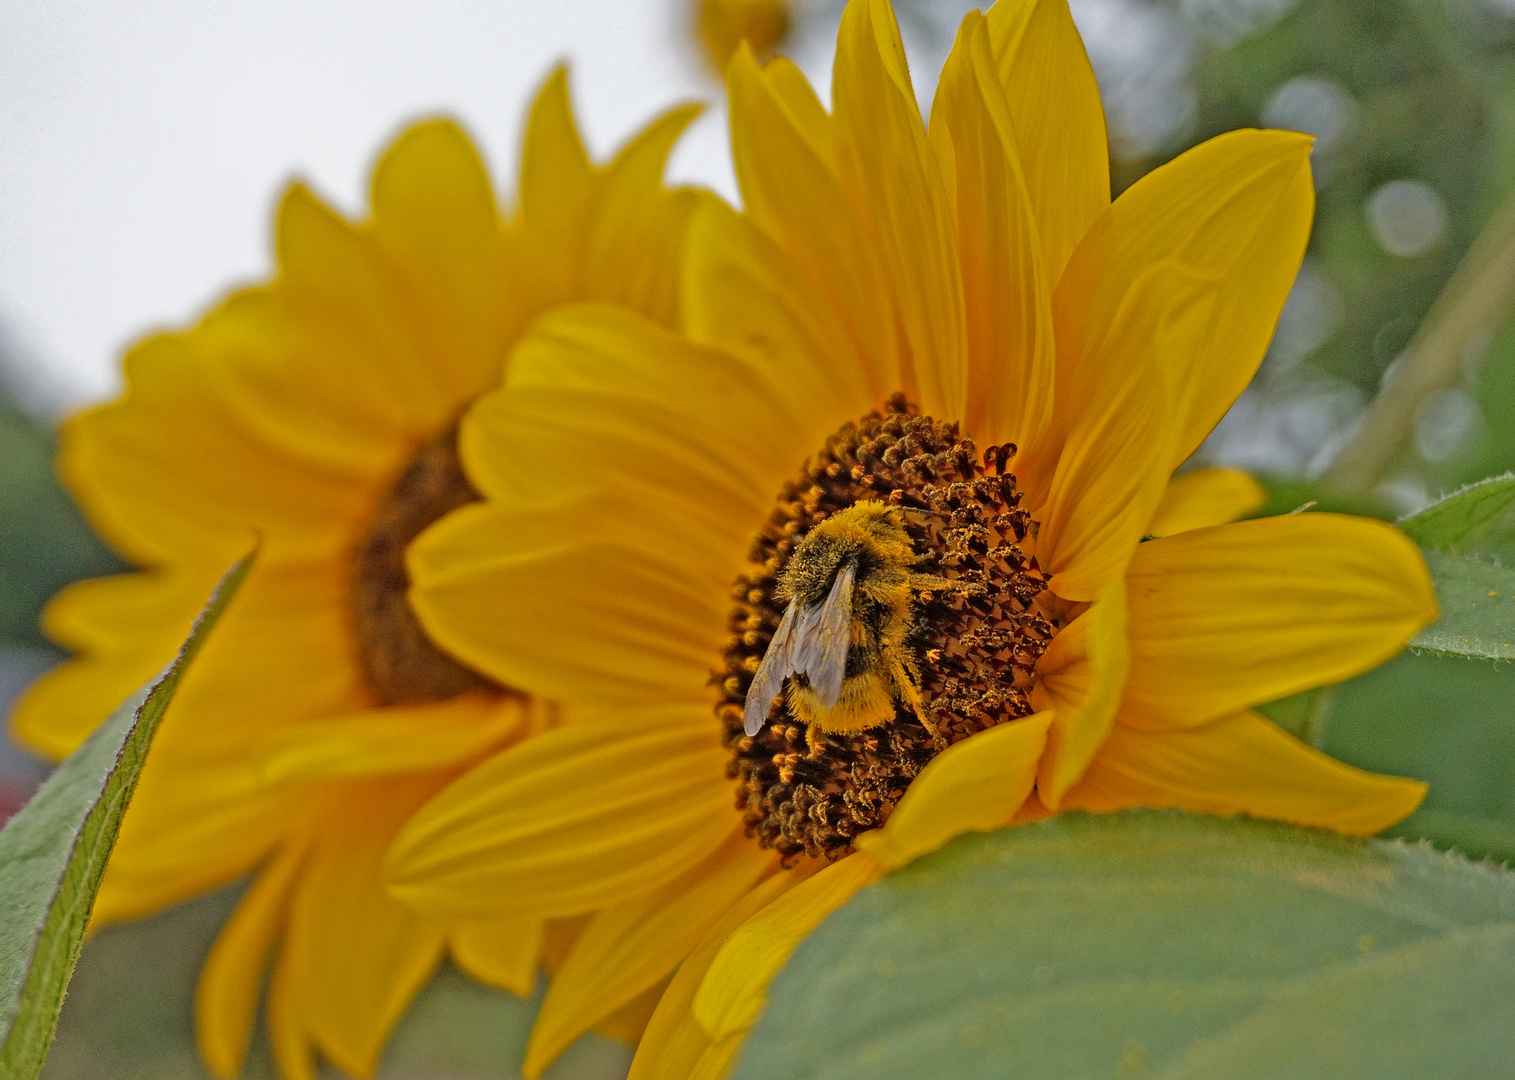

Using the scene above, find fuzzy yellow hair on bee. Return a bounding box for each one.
[743,501,970,740]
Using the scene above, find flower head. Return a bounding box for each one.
[695,0,793,75]
[10,71,704,1079]
[388,0,1438,1075]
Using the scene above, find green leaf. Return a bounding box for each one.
[1410,550,1515,659]
[1398,473,1515,551]
[0,552,252,1080]
[1299,651,1515,863]
[1387,809,1515,867]
[734,812,1515,1080]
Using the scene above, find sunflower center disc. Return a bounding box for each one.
[351,423,503,704]
[717,395,1053,863]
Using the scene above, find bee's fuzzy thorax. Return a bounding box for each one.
[716,395,1053,864]
[777,501,916,607]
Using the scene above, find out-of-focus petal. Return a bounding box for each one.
[386,714,737,918]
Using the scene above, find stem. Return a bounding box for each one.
[1323,188,1515,493]
[1298,684,1336,751]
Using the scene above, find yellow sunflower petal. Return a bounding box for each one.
[275,183,463,425]
[465,303,805,539]
[1031,581,1129,807]
[854,711,1052,870]
[692,854,883,1041]
[1148,467,1265,537]
[177,287,416,480]
[524,832,772,1078]
[15,572,206,759]
[385,713,738,918]
[38,566,207,657]
[517,66,596,290]
[593,980,666,1046]
[58,328,369,568]
[196,844,304,1079]
[755,55,833,164]
[630,1003,714,1080]
[833,0,968,419]
[449,916,544,999]
[726,46,903,399]
[171,564,357,726]
[690,1034,746,1080]
[985,0,1109,286]
[1038,262,1217,600]
[408,498,728,707]
[22,561,356,759]
[1057,129,1313,468]
[627,872,802,1080]
[282,780,449,1079]
[92,783,291,924]
[258,693,522,785]
[682,195,878,440]
[367,118,510,400]
[517,68,702,330]
[580,106,703,325]
[1122,514,1438,730]
[1064,710,1427,835]
[519,65,592,207]
[200,187,461,487]
[927,10,1054,456]
[267,951,317,1080]
[24,565,366,927]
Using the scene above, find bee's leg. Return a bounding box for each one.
[890,654,945,748]
[912,571,986,598]
[912,702,945,748]
[804,722,826,758]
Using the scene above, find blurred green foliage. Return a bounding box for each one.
[0,395,121,650]
[1164,0,1494,389]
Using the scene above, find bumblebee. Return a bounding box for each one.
[743,500,971,740]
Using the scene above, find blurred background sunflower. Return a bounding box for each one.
[5,0,1515,1077]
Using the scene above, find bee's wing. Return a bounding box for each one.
[791,559,855,710]
[744,599,801,736]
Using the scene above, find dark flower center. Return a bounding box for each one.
[716,395,1053,864]
[351,423,506,705]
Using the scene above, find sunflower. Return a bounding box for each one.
[694,0,794,74]
[387,1,1437,1077]
[10,71,705,1079]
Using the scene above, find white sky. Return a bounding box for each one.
[0,0,848,413]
